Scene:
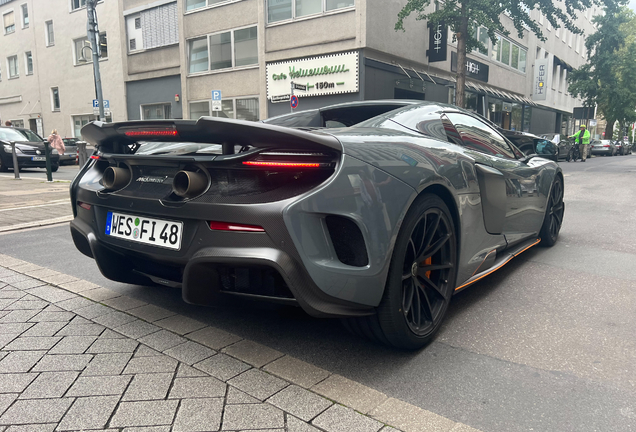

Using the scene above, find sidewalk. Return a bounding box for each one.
[0,254,481,432]
[0,176,73,232]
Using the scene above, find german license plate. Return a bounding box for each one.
[105,212,183,250]
[31,156,46,161]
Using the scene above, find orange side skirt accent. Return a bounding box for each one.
[454,238,541,291]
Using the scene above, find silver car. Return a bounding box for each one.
[591,139,617,156]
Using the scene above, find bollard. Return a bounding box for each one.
[77,141,88,167]
[44,141,53,182]
[10,142,20,180]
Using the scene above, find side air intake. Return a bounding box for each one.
[325,216,369,267]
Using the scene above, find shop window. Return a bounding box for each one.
[268,0,353,23]
[189,101,210,119]
[142,103,172,120]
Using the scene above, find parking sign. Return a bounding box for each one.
[211,90,222,112]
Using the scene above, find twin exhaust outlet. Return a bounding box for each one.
[102,166,207,198]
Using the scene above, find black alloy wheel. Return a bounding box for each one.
[372,194,457,350]
[540,176,564,247]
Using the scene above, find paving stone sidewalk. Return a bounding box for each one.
[0,254,481,432]
[0,177,73,232]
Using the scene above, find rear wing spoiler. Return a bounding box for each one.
[80,117,342,154]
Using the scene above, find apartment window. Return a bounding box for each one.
[10,119,24,128]
[51,87,60,111]
[3,11,15,34]
[186,0,238,12]
[511,44,519,69]
[500,38,510,66]
[21,4,28,28]
[268,0,354,23]
[142,103,172,120]
[25,51,32,75]
[491,35,501,62]
[490,33,527,73]
[518,48,527,73]
[45,21,54,46]
[126,3,178,53]
[7,55,18,78]
[74,33,108,64]
[189,97,259,121]
[477,27,488,55]
[188,26,257,74]
[575,34,580,53]
[71,0,87,11]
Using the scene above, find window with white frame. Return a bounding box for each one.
[473,26,489,55]
[3,11,15,34]
[21,4,28,28]
[186,0,241,12]
[142,103,172,120]
[10,119,24,128]
[189,97,259,121]
[267,0,354,23]
[45,20,54,46]
[491,34,527,73]
[71,0,87,11]
[126,3,178,53]
[188,26,257,74]
[74,33,108,64]
[25,51,32,75]
[51,87,60,111]
[7,55,18,78]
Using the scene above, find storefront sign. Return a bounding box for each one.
[266,52,359,101]
[451,52,489,82]
[427,21,447,63]
[533,59,548,101]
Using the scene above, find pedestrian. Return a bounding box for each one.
[4,121,12,127]
[47,129,65,155]
[569,124,590,162]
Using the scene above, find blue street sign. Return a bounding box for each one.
[93,100,110,108]
[290,95,298,109]
[211,90,222,101]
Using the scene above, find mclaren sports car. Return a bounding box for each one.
[69,102,565,349]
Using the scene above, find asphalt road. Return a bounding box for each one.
[1,154,635,432]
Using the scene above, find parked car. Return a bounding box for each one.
[614,140,632,155]
[591,139,617,156]
[61,138,83,165]
[500,130,559,162]
[0,127,60,172]
[70,101,565,349]
[538,133,578,160]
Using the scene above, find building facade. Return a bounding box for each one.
[0,0,599,139]
[0,0,126,139]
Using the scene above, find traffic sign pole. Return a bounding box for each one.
[290,81,294,114]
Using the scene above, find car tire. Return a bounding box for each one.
[348,194,458,350]
[540,176,564,248]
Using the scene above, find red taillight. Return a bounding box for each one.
[603,145,610,148]
[242,161,321,168]
[208,221,265,232]
[123,129,178,137]
[90,155,100,160]
[78,202,91,210]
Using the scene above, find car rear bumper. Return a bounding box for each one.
[591,148,612,155]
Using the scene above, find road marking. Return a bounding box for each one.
[0,200,69,212]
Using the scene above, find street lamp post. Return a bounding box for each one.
[86,0,105,122]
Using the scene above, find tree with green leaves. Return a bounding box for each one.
[395,0,626,109]
[568,5,635,140]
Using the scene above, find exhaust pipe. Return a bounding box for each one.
[103,166,131,191]
[173,170,208,198]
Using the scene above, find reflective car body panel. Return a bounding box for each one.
[69,102,562,319]
[0,127,60,170]
[591,139,616,155]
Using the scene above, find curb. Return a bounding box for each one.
[0,215,74,233]
[0,253,482,432]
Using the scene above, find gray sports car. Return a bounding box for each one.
[69,101,565,349]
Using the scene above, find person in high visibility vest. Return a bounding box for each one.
[570,124,591,162]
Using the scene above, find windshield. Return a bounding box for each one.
[0,128,32,142]
[17,129,44,142]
